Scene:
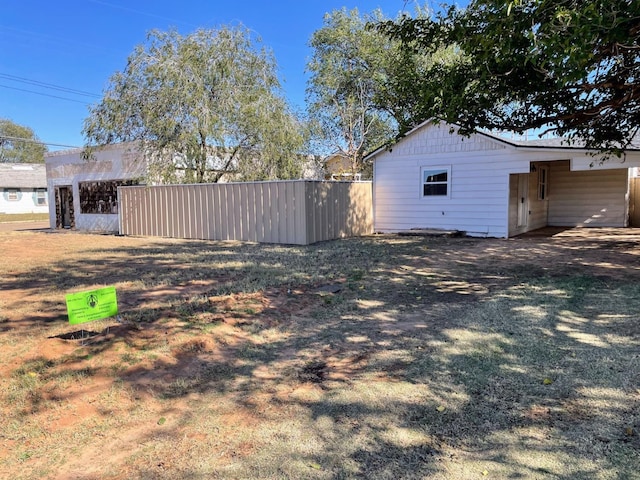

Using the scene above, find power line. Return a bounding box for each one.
[0,73,101,98]
[0,135,81,149]
[0,84,93,105]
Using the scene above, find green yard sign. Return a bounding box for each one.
[66,286,118,325]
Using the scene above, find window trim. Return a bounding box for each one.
[36,189,47,205]
[7,188,19,201]
[420,165,451,199]
[537,165,549,200]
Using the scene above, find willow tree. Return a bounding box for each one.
[83,27,306,183]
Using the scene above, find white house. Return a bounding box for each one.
[366,120,640,238]
[0,163,48,214]
[45,143,145,231]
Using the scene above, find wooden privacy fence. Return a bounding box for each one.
[630,177,640,227]
[118,180,373,245]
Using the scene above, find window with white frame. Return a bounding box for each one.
[36,189,47,205]
[421,166,450,197]
[538,166,549,200]
[7,189,19,201]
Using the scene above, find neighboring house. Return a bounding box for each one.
[0,163,48,214]
[366,120,640,238]
[324,152,362,181]
[45,143,145,232]
[44,143,324,233]
[300,154,325,181]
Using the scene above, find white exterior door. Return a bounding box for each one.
[517,174,529,228]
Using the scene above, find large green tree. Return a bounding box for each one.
[0,119,47,163]
[306,8,398,178]
[84,27,306,183]
[380,0,640,152]
[307,8,458,177]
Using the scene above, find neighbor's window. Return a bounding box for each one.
[538,166,549,200]
[79,180,138,214]
[7,189,19,201]
[421,166,450,197]
[36,189,47,205]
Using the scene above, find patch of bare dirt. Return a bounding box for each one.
[1,228,640,479]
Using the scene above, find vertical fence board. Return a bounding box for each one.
[253,183,263,242]
[204,186,211,240]
[211,185,220,240]
[297,182,307,245]
[137,189,145,236]
[246,183,256,242]
[186,186,194,239]
[173,187,181,238]
[151,188,158,237]
[192,186,199,239]
[191,186,199,239]
[630,178,640,227]
[307,182,318,244]
[157,187,165,237]
[233,184,242,240]
[262,184,272,243]
[276,183,284,242]
[167,187,175,238]
[285,182,294,243]
[222,184,229,239]
[140,188,148,236]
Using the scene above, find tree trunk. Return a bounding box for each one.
[196,133,207,183]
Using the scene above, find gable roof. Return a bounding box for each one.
[0,163,47,188]
[365,119,640,161]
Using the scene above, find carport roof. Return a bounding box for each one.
[496,134,640,150]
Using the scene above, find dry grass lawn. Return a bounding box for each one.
[0,228,639,479]
[0,213,49,223]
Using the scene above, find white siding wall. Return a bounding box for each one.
[372,122,636,238]
[0,189,48,214]
[45,144,145,231]
[373,123,530,238]
[548,162,629,227]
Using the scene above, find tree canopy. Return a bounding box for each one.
[0,118,47,163]
[83,27,307,183]
[306,8,460,177]
[306,8,398,178]
[379,0,640,152]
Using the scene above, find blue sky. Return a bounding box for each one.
[1,0,443,151]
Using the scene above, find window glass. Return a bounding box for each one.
[79,180,138,214]
[538,166,549,200]
[422,168,449,197]
[7,189,19,201]
[36,189,47,205]
[423,170,448,183]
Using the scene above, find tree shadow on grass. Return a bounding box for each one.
[1,232,640,478]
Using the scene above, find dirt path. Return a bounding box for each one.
[0,220,50,232]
